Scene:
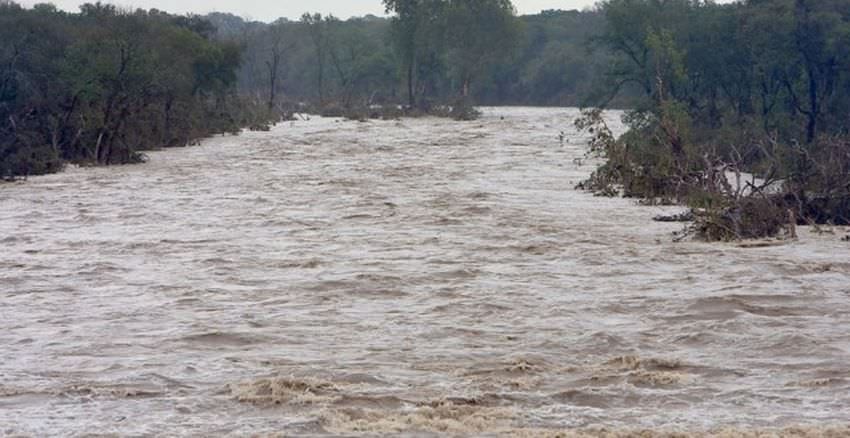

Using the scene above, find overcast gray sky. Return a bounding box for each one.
[21,0,606,21]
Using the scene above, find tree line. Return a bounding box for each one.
[578,0,850,239]
[0,1,276,179]
[208,4,617,114]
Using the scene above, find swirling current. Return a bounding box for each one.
[1,107,849,436]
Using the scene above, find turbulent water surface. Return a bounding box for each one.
[2,107,849,436]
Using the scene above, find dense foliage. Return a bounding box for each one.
[208,6,617,112]
[577,0,850,240]
[0,2,274,179]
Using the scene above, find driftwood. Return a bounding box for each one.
[653,211,695,222]
[737,240,792,249]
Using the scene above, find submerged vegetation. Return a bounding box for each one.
[577,0,850,241]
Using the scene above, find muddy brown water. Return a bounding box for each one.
[1,107,849,436]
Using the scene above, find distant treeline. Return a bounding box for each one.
[579,0,850,239]
[208,5,619,111]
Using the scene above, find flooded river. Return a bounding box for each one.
[1,107,849,436]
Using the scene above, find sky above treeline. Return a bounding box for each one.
[22,0,607,21]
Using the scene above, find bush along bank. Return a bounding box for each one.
[575,0,850,242]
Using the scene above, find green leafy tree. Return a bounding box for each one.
[444,0,520,97]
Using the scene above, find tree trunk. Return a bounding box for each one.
[94,130,106,163]
[806,73,818,143]
[267,53,279,110]
[163,97,173,145]
[317,51,325,104]
[407,60,415,107]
